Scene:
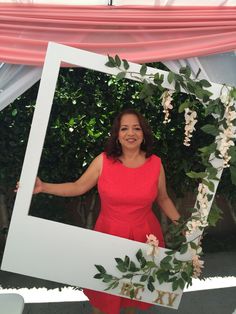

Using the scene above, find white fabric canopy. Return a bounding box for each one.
[0,64,42,111]
[164,51,236,86]
[0,0,235,111]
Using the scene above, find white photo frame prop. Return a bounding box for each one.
[1,42,225,309]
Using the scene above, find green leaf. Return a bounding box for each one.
[106,55,116,67]
[202,179,215,192]
[204,90,213,98]
[167,72,175,84]
[186,171,207,179]
[178,101,189,113]
[154,73,164,85]
[136,249,143,262]
[185,66,192,78]
[12,109,17,116]
[165,250,175,255]
[205,100,224,117]
[140,274,148,282]
[160,261,172,270]
[230,165,236,185]
[104,282,116,291]
[123,273,134,279]
[102,274,113,283]
[194,83,204,99]
[140,64,147,76]
[208,201,223,226]
[228,146,236,163]
[123,59,130,70]
[172,279,179,291]
[130,288,135,299]
[116,71,126,81]
[207,166,218,180]
[115,55,121,67]
[104,281,119,290]
[179,66,191,78]
[186,82,195,93]
[147,281,155,292]
[201,124,219,136]
[232,119,236,126]
[105,61,115,67]
[146,261,156,268]
[198,143,217,155]
[202,94,210,103]
[112,281,119,289]
[156,270,170,284]
[124,255,130,268]
[148,275,155,283]
[230,87,236,98]
[178,278,185,289]
[139,257,146,268]
[167,276,176,283]
[129,261,139,272]
[108,55,115,63]
[181,272,189,282]
[180,243,188,254]
[200,79,212,88]
[133,283,144,288]
[189,242,198,250]
[161,255,172,264]
[175,81,180,92]
[94,273,103,279]
[207,194,213,202]
[116,264,127,273]
[115,258,124,265]
[95,264,106,274]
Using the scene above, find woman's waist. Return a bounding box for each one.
[98,207,155,224]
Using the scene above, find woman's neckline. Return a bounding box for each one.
[118,155,152,169]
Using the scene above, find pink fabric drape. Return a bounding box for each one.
[0,3,236,66]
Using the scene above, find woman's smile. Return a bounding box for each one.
[118,114,144,149]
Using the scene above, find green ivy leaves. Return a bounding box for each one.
[94,242,197,296]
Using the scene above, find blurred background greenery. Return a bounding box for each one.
[0,64,235,260]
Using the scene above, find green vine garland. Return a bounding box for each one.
[93,55,236,299]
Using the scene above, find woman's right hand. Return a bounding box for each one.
[33,177,44,194]
[15,177,44,194]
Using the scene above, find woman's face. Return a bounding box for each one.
[118,114,144,150]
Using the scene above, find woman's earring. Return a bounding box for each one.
[142,138,146,145]
[116,139,120,145]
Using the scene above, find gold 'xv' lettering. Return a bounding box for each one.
[154,290,179,307]
[119,283,144,300]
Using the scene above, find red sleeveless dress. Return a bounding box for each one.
[84,153,165,314]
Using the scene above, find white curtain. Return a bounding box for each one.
[0,64,42,111]
[163,51,236,86]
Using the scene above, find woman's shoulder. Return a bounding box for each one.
[101,152,117,162]
[93,153,103,162]
[98,152,115,165]
[150,154,161,162]
[90,153,103,169]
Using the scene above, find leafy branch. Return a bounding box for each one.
[96,54,236,299]
[94,230,203,298]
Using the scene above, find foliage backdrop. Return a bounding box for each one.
[0,65,235,249]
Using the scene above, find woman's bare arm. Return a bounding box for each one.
[33,153,103,197]
[156,164,181,223]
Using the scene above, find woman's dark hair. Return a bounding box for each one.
[105,108,154,159]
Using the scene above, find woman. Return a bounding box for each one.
[30,108,180,314]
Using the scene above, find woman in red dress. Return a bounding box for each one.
[30,108,180,314]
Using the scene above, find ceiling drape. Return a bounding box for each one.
[0,2,235,111]
[0,3,236,66]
